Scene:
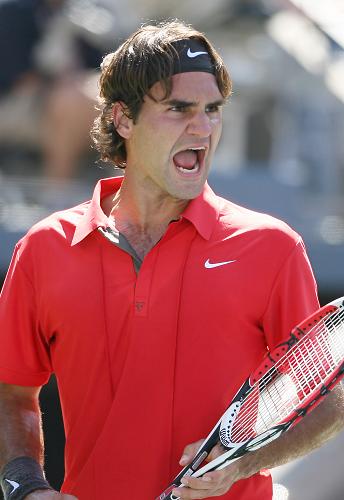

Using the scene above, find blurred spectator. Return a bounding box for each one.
[0,0,104,180]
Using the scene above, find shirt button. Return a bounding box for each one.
[135,301,147,316]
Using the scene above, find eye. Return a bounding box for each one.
[206,103,222,113]
[169,104,189,113]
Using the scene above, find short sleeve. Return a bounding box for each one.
[0,242,52,386]
[262,238,320,350]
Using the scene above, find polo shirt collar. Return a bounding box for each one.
[72,177,219,245]
[72,176,123,246]
[182,182,220,240]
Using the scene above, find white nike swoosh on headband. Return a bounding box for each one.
[204,259,237,268]
[5,479,20,494]
[187,48,208,58]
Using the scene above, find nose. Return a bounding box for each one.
[187,111,212,137]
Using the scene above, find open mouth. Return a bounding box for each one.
[173,147,206,174]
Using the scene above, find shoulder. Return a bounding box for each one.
[213,194,301,250]
[16,200,90,256]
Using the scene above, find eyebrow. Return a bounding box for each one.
[162,98,226,108]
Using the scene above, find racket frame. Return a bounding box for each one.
[157,297,344,500]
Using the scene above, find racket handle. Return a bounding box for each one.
[156,450,239,499]
[157,430,221,499]
[155,483,184,500]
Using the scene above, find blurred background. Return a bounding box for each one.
[0,0,343,498]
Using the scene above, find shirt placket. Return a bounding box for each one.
[133,249,157,317]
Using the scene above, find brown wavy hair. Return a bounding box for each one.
[91,19,232,168]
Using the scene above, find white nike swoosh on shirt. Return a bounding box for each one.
[5,479,20,494]
[187,48,208,58]
[204,259,237,268]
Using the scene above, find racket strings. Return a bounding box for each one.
[290,331,339,388]
[229,307,344,443]
[256,310,343,413]
[288,311,344,389]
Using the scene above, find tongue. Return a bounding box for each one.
[173,150,197,169]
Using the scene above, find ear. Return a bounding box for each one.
[112,102,133,139]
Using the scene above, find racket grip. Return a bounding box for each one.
[156,451,207,500]
[155,483,185,500]
[156,423,221,498]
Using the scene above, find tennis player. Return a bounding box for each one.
[0,20,343,500]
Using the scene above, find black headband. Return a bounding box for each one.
[170,39,216,76]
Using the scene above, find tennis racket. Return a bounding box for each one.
[157,296,344,500]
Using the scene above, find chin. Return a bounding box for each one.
[171,183,205,201]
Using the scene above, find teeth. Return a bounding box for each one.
[177,163,199,173]
[188,147,205,151]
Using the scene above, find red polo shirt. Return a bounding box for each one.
[0,177,319,499]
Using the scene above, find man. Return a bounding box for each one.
[0,20,343,500]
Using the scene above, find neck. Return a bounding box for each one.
[102,175,190,259]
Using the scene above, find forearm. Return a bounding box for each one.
[0,383,44,470]
[237,385,344,479]
[0,384,75,498]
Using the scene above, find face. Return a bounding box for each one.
[123,72,224,201]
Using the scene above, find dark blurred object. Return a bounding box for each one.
[40,376,65,491]
[0,0,106,94]
[0,0,42,95]
[0,0,108,180]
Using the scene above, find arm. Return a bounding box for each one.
[0,382,76,500]
[173,385,344,499]
[0,383,43,468]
